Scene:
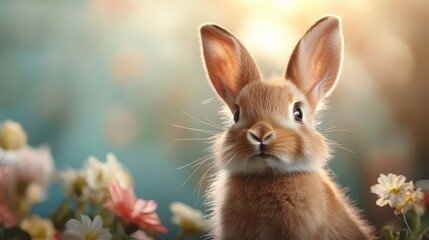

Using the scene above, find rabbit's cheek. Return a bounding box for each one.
[299,127,330,163]
[272,128,304,161]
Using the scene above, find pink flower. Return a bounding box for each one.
[104,179,167,233]
[0,167,17,226]
[0,145,54,219]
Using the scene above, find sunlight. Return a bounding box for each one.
[239,16,296,65]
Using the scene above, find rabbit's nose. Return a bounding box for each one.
[247,122,275,144]
[248,131,273,143]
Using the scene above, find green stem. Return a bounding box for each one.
[412,212,421,237]
[114,218,127,240]
[76,200,88,218]
[403,214,412,236]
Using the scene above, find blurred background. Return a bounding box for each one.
[0,0,428,238]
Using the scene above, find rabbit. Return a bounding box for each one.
[198,15,375,240]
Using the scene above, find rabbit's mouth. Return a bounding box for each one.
[253,153,281,162]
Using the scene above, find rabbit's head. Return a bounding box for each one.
[199,16,343,175]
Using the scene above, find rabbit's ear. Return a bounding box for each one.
[285,16,343,107]
[200,24,261,111]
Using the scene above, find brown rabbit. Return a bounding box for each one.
[199,15,375,240]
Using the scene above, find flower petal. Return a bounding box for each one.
[370,184,385,196]
[378,174,388,186]
[91,215,103,233]
[376,197,389,207]
[103,180,166,233]
[62,231,83,240]
[98,229,113,240]
[396,175,406,186]
[66,219,85,236]
[143,200,158,213]
[80,214,92,232]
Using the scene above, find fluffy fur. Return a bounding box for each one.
[199,15,375,240]
[209,171,373,240]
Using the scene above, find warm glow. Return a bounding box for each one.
[239,16,296,65]
[274,0,296,10]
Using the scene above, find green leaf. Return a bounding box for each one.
[414,223,429,237]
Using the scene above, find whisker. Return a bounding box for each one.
[194,162,216,201]
[204,115,224,129]
[190,155,213,168]
[322,129,350,134]
[178,154,213,170]
[332,146,355,154]
[321,126,336,131]
[201,98,215,105]
[172,124,218,134]
[182,163,205,186]
[223,154,236,171]
[181,111,223,130]
[175,138,210,141]
[330,143,356,154]
[320,126,351,134]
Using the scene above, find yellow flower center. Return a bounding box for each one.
[181,218,200,234]
[389,188,400,194]
[84,233,97,240]
[73,176,87,197]
[405,194,414,203]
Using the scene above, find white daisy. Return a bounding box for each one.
[395,187,425,215]
[85,153,133,191]
[170,201,209,234]
[63,215,112,240]
[370,173,413,208]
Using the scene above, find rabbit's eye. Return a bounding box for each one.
[234,105,240,123]
[293,103,303,122]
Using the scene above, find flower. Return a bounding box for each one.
[104,179,167,233]
[129,230,153,240]
[395,187,425,215]
[0,200,16,227]
[1,145,54,188]
[0,168,16,226]
[1,145,54,217]
[63,214,112,240]
[19,215,55,240]
[85,153,133,192]
[24,182,45,207]
[371,173,413,208]
[60,168,90,200]
[170,201,209,234]
[0,119,27,150]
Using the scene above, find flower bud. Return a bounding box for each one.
[19,215,55,240]
[0,120,28,150]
